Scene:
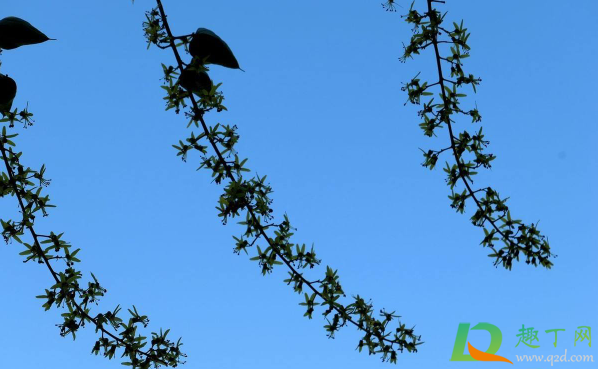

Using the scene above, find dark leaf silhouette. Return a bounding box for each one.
[189,28,241,69]
[178,65,213,95]
[0,73,17,112]
[0,16,53,50]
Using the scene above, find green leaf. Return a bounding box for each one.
[18,249,32,256]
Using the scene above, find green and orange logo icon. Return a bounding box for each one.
[450,323,513,364]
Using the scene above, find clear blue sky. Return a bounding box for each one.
[1,1,596,368]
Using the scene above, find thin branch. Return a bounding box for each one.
[426,0,510,260]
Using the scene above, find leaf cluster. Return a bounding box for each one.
[394,0,554,270]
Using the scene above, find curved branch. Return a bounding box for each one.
[154,0,418,355]
[0,140,170,366]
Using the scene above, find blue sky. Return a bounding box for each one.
[1,0,596,368]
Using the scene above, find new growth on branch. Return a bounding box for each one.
[0,0,555,367]
[142,0,422,364]
[386,0,554,270]
[0,15,185,369]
